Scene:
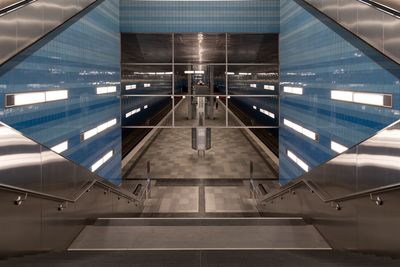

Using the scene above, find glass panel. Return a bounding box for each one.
[121,65,173,95]
[121,33,172,63]
[227,96,279,127]
[174,64,226,95]
[173,96,226,127]
[227,33,279,63]
[174,33,226,63]
[121,96,173,127]
[227,65,279,95]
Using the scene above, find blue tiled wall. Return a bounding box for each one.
[279,0,400,184]
[120,0,279,33]
[0,0,122,184]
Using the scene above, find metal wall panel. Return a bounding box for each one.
[305,0,400,64]
[0,11,17,64]
[357,3,384,52]
[0,0,97,66]
[0,124,42,191]
[383,13,400,64]
[0,122,143,253]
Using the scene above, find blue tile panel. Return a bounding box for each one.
[279,0,400,184]
[120,0,279,33]
[0,0,122,184]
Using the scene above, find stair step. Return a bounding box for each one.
[94,217,306,226]
[69,217,330,251]
[2,250,400,267]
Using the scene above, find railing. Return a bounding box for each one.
[257,118,400,210]
[255,178,398,210]
[0,179,143,211]
[0,0,34,16]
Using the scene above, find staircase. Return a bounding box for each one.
[2,217,400,266]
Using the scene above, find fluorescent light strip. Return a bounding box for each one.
[331,141,348,153]
[144,105,148,109]
[226,72,235,75]
[283,118,317,141]
[82,118,117,141]
[184,71,194,74]
[260,108,275,119]
[91,150,113,172]
[264,85,275,91]
[125,108,141,118]
[253,105,257,110]
[239,72,252,75]
[125,84,136,90]
[283,86,303,95]
[250,84,257,88]
[96,86,116,95]
[6,90,68,107]
[287,150,309,172]
[331,90,392,107]
[51,140,68,154]
[144,83,151,88]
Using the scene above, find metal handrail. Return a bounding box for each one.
[259,177,400,206]
[361,0,400,18]
[0,0,35,17]
[0,179,143,209]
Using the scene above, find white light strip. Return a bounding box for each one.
[260,108,275,119]
[264,85,275,91]
[287,150,309,172]
[51,140,68,154]
[331,141,348,153]
[283,86,303,95]
[91,150,113,172]
[125,84,136,90]
[96,86,117,95]
[144,105,148,109]
[283,118,317,141]
[226,72,235,75]
[184,71,194,74]
[6,90,68,107]
[253,105,257,110]
[195,71,204,74]
[250,84,257,88]
[331,90,391,107]
[239,72,252,75]
[125,108,141,118]
[82,118,117,141]
[144,83,151,88]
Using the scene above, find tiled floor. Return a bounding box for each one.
[123,127,276,179]
[143,186,199,213]
[205,186,258,213]
[138,181,262,214]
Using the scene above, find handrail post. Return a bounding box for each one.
[146,161,151,199]
[249,161,255,199]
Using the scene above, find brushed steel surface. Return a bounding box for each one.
[15,0,43,51]
[0,190,42,253]
[0,122,143,254]
[357,3,384,52]
[321,0,338,21]
[336,0,360,33]
[260,120,400,256]
[0,0,24,12]
[383,13,400,64]
[0,124,42,191]
[0,0,97,67]
[305,0,400,64]
[0,11,17,67]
